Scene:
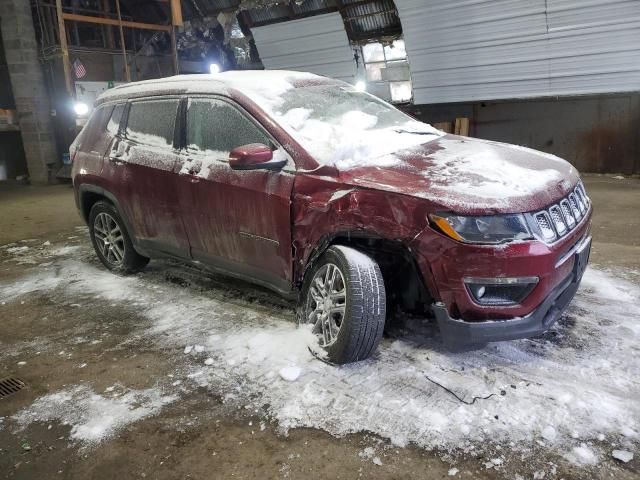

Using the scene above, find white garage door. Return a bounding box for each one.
[251,12,357,84]
[395,0,640,104]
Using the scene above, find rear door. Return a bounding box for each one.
[105,97,190,257]
[176,96,295,292]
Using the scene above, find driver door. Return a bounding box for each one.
[176,96,295,293]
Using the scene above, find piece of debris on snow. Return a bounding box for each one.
[279,366,302,382]
[541,425,557,442]
[533,470,546,479]
[372,456,383,466]
[183,346,193,354]
[448,467,459,476]
[204,358,214,366]
[612,450,633,463]
[12,385,176,446]
[564,444,599,466]
[359,447,376,459]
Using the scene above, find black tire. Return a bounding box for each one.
[301,245,386,364]
[88,200,149,274]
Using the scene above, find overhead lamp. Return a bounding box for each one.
[73,102,89,116]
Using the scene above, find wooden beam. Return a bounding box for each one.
[61,12,172,32]
[55,0,74,97]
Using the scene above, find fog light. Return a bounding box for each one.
[464,277,538,306]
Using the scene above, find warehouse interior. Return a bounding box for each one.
[0,1,639,479]
[1,0,639,182]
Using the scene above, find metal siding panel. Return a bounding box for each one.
[252,12,356,83]
[397,0,640,103]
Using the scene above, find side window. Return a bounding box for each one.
[125,99,179,147]
[186,98,271,156]
[106,103,125,136]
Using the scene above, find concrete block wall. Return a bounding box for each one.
[0,0,58,183]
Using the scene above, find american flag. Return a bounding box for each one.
[73,58,86,79]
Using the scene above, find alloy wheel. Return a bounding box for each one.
[93,212,125,266]
[306,263,347,347]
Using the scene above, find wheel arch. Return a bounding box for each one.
[300,231,434,315]
[78,184,146,256]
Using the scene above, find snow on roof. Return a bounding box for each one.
[96,70,332,106]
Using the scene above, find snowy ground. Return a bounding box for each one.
[1,234,638,477]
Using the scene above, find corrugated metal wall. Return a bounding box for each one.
[395,0,640,104]
[251,12,356,83]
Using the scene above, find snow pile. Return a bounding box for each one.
[564,444,599,466]
[13,385,176,446]
[2,244,639,467]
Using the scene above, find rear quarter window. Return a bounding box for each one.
[106,103,125,136]
[76,105,113,153]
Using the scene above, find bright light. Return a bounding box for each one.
[73,102,89,116]
[354,80,366,92]
[209,63,220,74]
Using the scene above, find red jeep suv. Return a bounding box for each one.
[72,71,592,364]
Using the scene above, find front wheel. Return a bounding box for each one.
[301,245,386,364]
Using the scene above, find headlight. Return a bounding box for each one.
[429,213,533,244]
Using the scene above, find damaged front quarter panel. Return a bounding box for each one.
[291,172,436,288]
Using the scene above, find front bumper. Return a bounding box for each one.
[433,235,591,349]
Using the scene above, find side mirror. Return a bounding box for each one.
[229,143,286,171]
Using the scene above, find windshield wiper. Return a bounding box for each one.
[393,128,439,136]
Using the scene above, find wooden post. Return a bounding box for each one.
[169,0,182,75]
[114,0,131,82]
[170,26,178,75]
[103,0,115,49]
[55,0,74,97]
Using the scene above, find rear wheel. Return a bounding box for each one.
[302,245,386,364]
[89,201,149,274]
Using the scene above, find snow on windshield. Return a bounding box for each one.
[274,86,442,169]
[228,74,442,168]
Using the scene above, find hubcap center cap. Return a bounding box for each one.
[323,297,332,312]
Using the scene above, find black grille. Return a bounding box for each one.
[534,183,590,243]
[0,377,26,398]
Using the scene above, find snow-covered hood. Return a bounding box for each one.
[337,135,580,215]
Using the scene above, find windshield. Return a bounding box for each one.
[269,85,442,169]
